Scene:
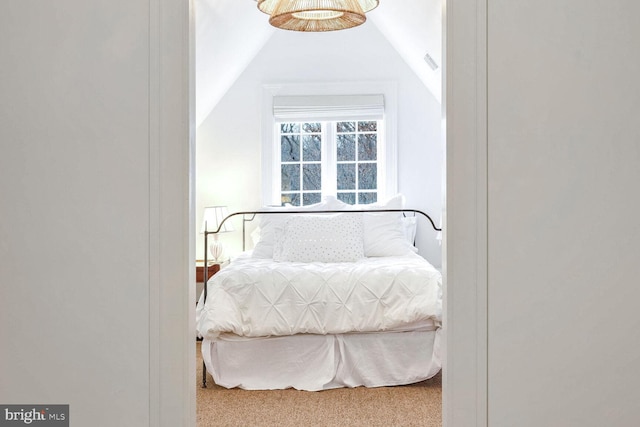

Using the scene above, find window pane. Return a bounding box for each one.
[281,135,300,162]
[358,134,377,161]
[358,163,377,190]
[337,134,355,161]
[282,193,300,206]
[302,135,321,161]
[281,164,300,191]
[302,122,321,133]
[337,164,356,190]
[281,123,300,133]
[337,121,356,133]
[337,192,356,205]
[358,192,377,204]
[303,193,321,206]
[358,121,377,132]
[303,164,321,191]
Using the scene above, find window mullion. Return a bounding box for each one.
[323,122,337,198]
[299,125,304,202]
[355,124,360,202]
[274,124,282,205]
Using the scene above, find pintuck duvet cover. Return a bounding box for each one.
[196,252,442,341]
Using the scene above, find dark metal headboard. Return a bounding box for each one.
[202,208,441,287]
[203,208,440,247]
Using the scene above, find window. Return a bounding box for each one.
[336,120,379,205]
[262,83,397,207]
[279,120,380,206]
[280,122,323,206]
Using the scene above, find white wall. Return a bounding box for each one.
[487,1,640,425]
[0,1,192,426]
[196,22,443,266]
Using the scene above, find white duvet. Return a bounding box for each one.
[196,252,442,340]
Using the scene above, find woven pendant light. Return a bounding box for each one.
[257,0,379,15]
[258,0,375,32]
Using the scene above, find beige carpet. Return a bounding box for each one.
[196,342,441,427]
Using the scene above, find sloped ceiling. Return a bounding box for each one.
[195,0,442,127]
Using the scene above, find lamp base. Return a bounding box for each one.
[209,240,227,264]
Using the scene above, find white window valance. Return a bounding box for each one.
[272,94,385,123]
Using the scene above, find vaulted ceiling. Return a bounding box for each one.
[195,0,442,127]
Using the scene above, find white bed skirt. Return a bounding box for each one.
[201,329,441,391]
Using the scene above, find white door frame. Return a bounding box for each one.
[442,0,488,425]
[150,0,489,425]
[149,0,196,425]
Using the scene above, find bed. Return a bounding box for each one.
[196,195,442,391]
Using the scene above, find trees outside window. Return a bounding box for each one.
[279,120,380,206]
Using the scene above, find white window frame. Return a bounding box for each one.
[261,81,398,206]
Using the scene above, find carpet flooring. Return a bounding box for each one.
[196,342,442,427]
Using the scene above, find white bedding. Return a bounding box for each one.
[202,329,442,390]
[196,252,442,341]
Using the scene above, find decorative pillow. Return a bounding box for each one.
[273,213,364,263]
[251,201,328,259]
[251,194,417,258]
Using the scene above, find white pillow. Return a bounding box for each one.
[362,212,416,256]
[252,201,328,259]
[273,213,364,263]
[329,193,417,257]
[321,195,350,210]
[251,194,417,258]
[401,216,418,245]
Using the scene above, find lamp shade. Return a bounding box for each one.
[257,0,379,15]
[257,0,376,32]
[200,206,234,233]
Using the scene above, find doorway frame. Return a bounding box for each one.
[442,0,488,425]
[150,0,488,425]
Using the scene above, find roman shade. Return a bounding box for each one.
[272,94,384,122]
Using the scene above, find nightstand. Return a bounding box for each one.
[196,262,221,303]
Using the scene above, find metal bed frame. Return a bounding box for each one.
[200,208,441,387]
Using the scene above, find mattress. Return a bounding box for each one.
[196,252,442,340]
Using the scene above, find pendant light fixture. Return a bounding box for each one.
[256,0,379,32]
